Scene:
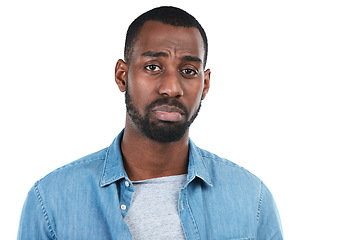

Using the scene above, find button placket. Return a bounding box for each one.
[120,204,127,210]
[119,179,133,217]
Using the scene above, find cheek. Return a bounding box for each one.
[193,94,203,110]
[185,84,204,114]
[128,68,157,93]
[127,73,157,112]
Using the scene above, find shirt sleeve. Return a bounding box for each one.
[256,181,283,240]
[17,183,56,240]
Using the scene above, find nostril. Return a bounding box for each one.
[161,92,170,98]
[175,93,183,98]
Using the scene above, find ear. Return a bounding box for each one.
[201,68,211,100]
[115,59,128,92]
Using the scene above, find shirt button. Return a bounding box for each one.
[125,181,130,187]
[120,204,127,210]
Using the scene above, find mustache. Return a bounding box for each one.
[146,98,189,116]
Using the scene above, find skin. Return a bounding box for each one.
[115,21,211,181]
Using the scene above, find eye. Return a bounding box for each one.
[181,68,198,77]
[145,64,161,72]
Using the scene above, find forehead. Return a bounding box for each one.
[132,20,204,60]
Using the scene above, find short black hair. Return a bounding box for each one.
[124,6,208,67]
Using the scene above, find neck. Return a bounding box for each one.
[120,123,189,181]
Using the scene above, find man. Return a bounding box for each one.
[18,6,283,240]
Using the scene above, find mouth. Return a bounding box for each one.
[151,105,185,122]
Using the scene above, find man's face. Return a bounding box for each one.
[117,21,210,142]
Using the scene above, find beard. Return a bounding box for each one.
[125,88,202,143]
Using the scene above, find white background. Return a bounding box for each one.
[1,0,359,239]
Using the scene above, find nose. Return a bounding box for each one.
[158,69,184,98]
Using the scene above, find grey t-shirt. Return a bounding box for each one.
[124,174,187,240]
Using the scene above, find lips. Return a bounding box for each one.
[152,105,185,122]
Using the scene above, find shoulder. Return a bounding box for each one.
[196,146,262,188]
[37,147,108,187]
[197,147,241,168]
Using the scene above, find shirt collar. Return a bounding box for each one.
[186,139,213,187]
[100,130,128,187]
[100,130,213,187]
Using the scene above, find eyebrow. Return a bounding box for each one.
[141,51,168,58]
[180,55,202,63]
[141,51,202,64]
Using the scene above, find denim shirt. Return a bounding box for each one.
[18,131,283,240]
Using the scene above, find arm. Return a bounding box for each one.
[17,183,56,240]
[256,181,283,240]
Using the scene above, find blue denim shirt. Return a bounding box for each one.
[18,131,283,239]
